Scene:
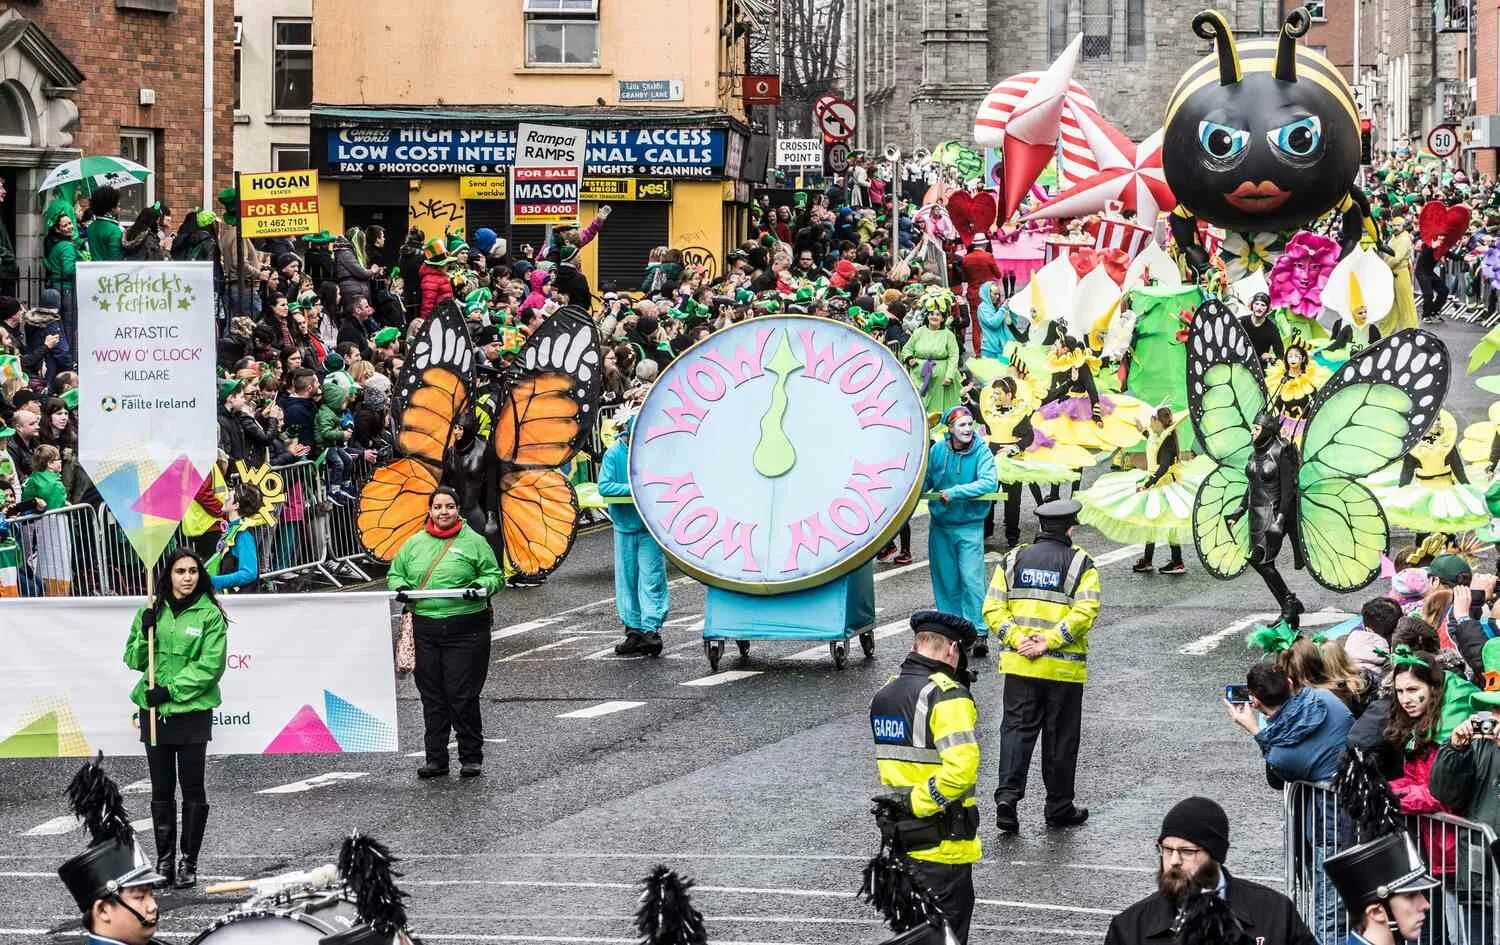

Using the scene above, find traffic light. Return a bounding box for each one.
[1360,118,1373,164]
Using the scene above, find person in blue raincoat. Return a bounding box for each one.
[598,412,669,657]
[925,405,999,653]
[976,281,1019,361]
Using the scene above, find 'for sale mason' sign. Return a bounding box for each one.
[238,170,321,238]
[512,123,586,225]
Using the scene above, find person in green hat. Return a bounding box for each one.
[1431,635,1500,841]
[418,238,455,320]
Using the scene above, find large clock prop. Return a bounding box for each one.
[628,316,929,669]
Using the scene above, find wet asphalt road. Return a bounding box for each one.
[0,317,1493,944]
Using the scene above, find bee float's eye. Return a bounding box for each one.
[1269,116,1323,157]
[1198,121,1250,160]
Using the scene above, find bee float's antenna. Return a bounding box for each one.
[1192,10,1242,85]
[1275,7,1312,81]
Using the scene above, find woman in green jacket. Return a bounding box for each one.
[124,549,228,890]
[84,184,125,263]
[41,208,81,350]
[388,487,503,780]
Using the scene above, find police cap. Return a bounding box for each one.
[910,609,976,645]
[1035,498,1081,530]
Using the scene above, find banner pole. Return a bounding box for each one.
[234,171,244,318]
[146,567,156,747]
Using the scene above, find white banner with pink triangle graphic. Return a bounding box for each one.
[0,593,398,757]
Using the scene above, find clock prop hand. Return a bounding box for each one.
[753,331,804,478]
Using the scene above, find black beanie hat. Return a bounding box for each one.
[1159,797,1230,864]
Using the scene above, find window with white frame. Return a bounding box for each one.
[117,129,155,222]
[524,0,600,67]
[233,17,242,111]
[273,18,312,111]
[272,145,311,171]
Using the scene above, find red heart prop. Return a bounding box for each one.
[969,190,999,237]
[946,190,979,245]
[1419,201,1471,260]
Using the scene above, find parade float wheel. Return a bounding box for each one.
[859,630,875,658]
[705,639,725,672]
[736,640,751,658]
[830,640,849,670]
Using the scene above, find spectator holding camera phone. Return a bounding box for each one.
[1431,638,1500,835]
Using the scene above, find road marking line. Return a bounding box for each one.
[20,815,77,837]
[120,778,152,795]
[663,613,703,626]
[491,615,567,641]
[680,670,762,687]
[873,558,927,581]
[1179,609,1353,655]
[404,738,505,758]
[497,636,591,662]
[1093,544,1145,566]
[557,701,646,719]
[257,772,367,795]
[399,877,1119,917]
[786,619,906,660]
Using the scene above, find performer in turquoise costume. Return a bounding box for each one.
[599,413,669,657]
[976,280,1020,360]
[924,405,999,640]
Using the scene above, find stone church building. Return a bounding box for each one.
[860,0,1290,147]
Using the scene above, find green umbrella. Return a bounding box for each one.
[38,155,150,195]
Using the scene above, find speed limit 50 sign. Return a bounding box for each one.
[1427,124,1460,158]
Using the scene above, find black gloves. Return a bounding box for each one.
[139,609,157,634]
[462,586,485,601]
[145,686,172,707]
[394,590,410,603]
[872,791,913,817]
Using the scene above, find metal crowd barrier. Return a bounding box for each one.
[5,457,380,598]
[1285,780,1500,945]
[4,405,629,598]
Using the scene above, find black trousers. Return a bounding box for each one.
[1417,261,1448,317]
[999,483,1047,547]
[145,742,207,806]
[994,675,1083,819]
[904,858,974,945]
[413,610,492,766]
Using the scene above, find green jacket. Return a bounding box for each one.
[20,469,67,511]
[1431,738,1500,833]
[42,236,79,288]
[86,216,124,263]
[387,524,503,619]
[123,594,228,718]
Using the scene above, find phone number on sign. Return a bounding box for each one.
[244,215,318,237]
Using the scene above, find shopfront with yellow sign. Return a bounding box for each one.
[310,112,751,296]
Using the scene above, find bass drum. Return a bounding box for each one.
[189,894,361,943]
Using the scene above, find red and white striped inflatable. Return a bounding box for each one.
[1094,218,1154,259]
[973,72,1099,189]
[1042,235,1094,265]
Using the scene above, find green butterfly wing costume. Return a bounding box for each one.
[1188,299,1450,622]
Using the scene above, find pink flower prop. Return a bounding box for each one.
[1267,232,1339,318]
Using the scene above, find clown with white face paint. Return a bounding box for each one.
[923,405,999,640]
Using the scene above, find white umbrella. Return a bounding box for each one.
[38,155,151,194]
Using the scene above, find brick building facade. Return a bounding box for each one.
[0,1,233,276]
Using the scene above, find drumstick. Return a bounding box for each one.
[203,879,252,894]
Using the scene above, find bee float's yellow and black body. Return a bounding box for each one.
[1162,8,1370,272]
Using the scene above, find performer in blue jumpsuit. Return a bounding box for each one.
[599,413,669,656]
[925,405,999,651]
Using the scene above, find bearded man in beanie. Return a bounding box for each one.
[868,610,982,944]
[1103,796,1315,945]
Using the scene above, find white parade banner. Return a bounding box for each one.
[0,593,399,757]
[76,261,218,568]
